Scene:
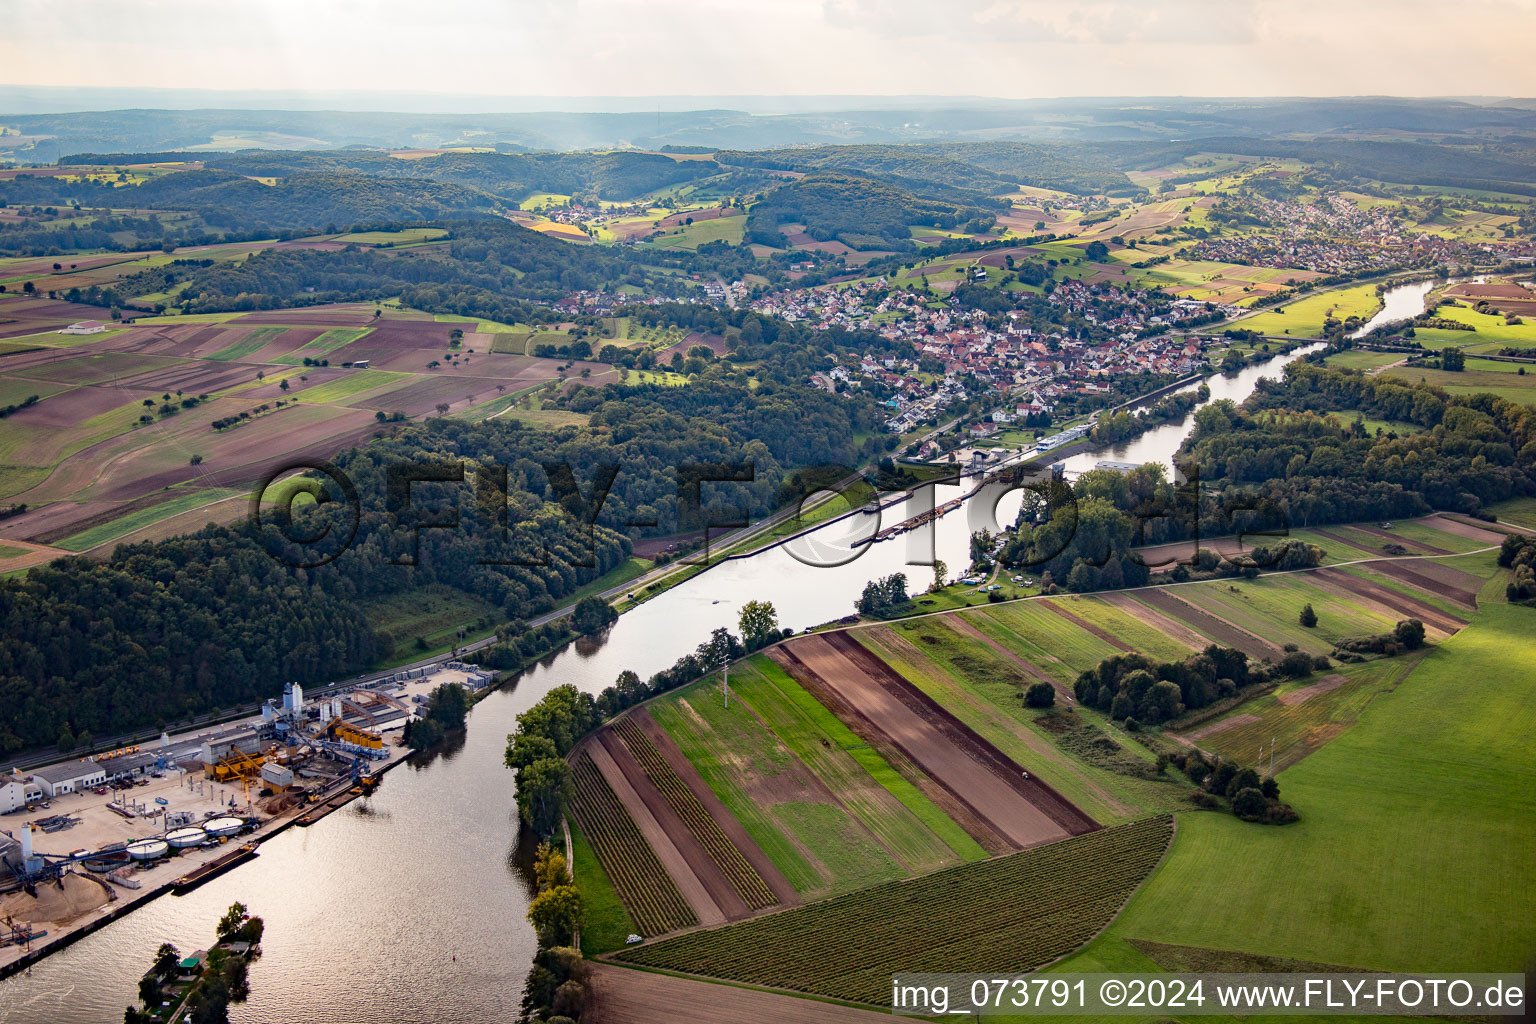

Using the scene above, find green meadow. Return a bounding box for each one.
[1238,283,1383,338]
[1055,575,1535,986]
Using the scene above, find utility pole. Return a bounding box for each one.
[723,660,729,709]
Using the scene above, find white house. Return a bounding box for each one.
[58,320,106,335]
[2,773,42,813]
[31,758,107,797]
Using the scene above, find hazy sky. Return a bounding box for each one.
[4,0,1534,101]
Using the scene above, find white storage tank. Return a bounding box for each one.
[165,826,207,849]
[127,838,168,861]
[204,816,244,838]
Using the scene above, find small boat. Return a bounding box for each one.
[155,797,168,805]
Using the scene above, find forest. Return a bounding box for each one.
[744,171,999,250]
[0,375,879,756]
[718,141,1139,196]
[997,364,1535,591]
[65,218,684,313]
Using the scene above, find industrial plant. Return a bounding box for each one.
[1,664,489,961]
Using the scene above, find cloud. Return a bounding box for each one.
[0,0,1532,98]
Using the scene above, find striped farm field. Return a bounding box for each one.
[568,753,698,936]
[609,716,778,911]
[1285,526,1384,561]
[207,326,287,361]
[966,600,1121,684]
[568,817,637,955]
[292,368,410,403]
[1170,580,1340,656]
[651,677,907,900]
[728,656,986,872]
[489,333,533,355]
[274,327,372,364]
[849,622,1177,825]
[1178,655,1421,772]
[615,815,1175,1006]
[1338,564,1477,623]
[1045,594,1197,661]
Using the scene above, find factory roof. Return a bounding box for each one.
[98,749,177,775]
[30,759,105,784]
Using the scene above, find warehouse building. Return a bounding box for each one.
[31,758,107,797]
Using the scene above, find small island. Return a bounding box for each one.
[123,901,264,1024]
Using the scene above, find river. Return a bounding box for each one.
[1055,343,1324,478]
[0,481,1026,1024]
[1056,275,1457,479]
[0,277,1441,1023]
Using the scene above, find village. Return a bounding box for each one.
[1188,190,1533,273]
[752,276,1232,443]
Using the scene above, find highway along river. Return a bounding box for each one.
[0,283,1426,1022]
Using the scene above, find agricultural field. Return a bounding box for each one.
[1379,362,1536,406]
[0,301,598,553]
[639,212,746,251]
[1236,283,1384,337]
[775,631,1098,845]
[568,752,700,936]
[614,815,1175,1006]
[1408,300,1536,353]
[850,615,1182,824]
[571,640,1051,948]
[607,714,783,912]
[53,485,243,551]
[1323,349,1405,371]
[1486,496,1536,529]
[1057,580,1535,979]
[606,540,1524,1014]
[724,657,987,871]
[647,673,911,901]
[1177,654,1422,772]
[567,818,636,955]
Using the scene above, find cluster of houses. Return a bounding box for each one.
[761,277,1226,437]
[1188,191,1533,273]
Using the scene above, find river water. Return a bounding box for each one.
[0,483,1025,1024]
[1055,343,1324,478]
[0,278,1440,1023]
[1056,275,1455,479]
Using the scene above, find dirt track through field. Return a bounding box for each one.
[586,963,892,1024]
[1278,674,1346,706]
[630,709,800,908]
[775,632,1095,848]
[1098,590,1208,651]
[586,739,727,927]
[1368,560,1478,607]
[1130,588,1285,661]
[1311,568,1467,634]
[946,613,1071,699]
[597,730,752,921]
[1184,713,1260,741]
[1038,599,1133,651]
